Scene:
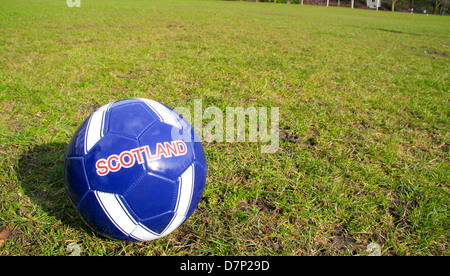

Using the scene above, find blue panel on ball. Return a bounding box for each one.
[84,134,146,195]
[64,157,90,206]
[140,212,176,234]
[139,122,194,181]
[66,116,89,157]
[125,174,177,219]
[108,102,157,138]
[186,163,207,218]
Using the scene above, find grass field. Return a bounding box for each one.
[0,0,449,256]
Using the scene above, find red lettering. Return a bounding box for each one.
[96,159,109,176]
[96,141,188,176]
[131,147,146,164]
[164,141,178,157]
[156,143,168,159]
[107,155,121,172]
[143,145,156,161]
[176,141,187,155]
[120,151,135,168]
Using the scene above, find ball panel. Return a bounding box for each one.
[175,164,195,217]
[66,117,90,157]
[139,212,176,235]
[185,162,207,219]
[128,224,160,241]
[84,102,113,154]
[84,134,145,195]
[158,213,188,238]
[135,212,186,240]
[64,157,90,206]
[139,98,181,129]
[78,191,134,241]
[87,191,174,242]
[125,174,177,219]
[110,98,145,108]
[108,102,157,138]
[139,122,194,181]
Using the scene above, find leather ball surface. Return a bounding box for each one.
[64,98,207,242]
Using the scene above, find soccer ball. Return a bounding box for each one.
[64,98,207,242]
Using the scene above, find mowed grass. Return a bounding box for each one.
[0,0,449,255]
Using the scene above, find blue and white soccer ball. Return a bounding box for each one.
[64,98,207,242]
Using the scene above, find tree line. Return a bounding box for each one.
[232,0,449,14]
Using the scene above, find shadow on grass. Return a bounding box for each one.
[374,28,422,36]
[17,142,90,232]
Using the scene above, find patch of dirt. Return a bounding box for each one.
[322,224,365,255]
[328,235,359,255]
[388,199,419,227]
[280,126,320,146]
[305,127,320,146]
[279,126,301,143]
[255,198,282,215]
[0,225,13,248]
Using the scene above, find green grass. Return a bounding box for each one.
[0,0,449,255]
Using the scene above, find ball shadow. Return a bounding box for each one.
[17,142,89,232]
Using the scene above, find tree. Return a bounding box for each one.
[433,0,444,14]
[392,0,398,10]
